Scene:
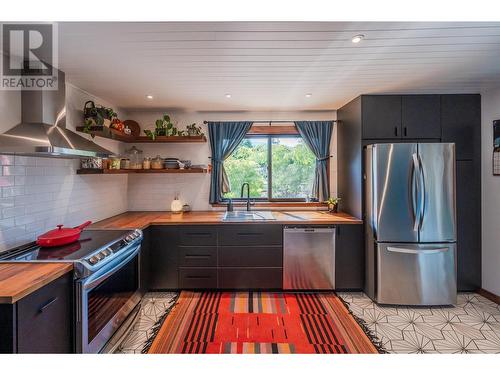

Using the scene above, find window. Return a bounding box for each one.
[223,135,317,201]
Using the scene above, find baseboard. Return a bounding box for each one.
[477,288,500,304]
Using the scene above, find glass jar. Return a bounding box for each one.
[120,158,130,169]
[110,157,121,169]
[151,155,163,170]
[125,146,143,169]
[143,157,151,170]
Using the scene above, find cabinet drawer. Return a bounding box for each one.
[16,273,73,353]
[178,226,217,246]
[179,246,217,267]
[219,246,282,267]
[219,268,283,289]
[218,225,282,246]
[179,268,217,289]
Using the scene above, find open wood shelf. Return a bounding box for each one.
[75,126,207,143]
[77,168,208,175]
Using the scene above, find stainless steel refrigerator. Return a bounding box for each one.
[364,143,457,305]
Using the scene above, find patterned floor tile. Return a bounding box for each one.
[116,291,499,354]
[340,292,500,354]
[115,292,178,354]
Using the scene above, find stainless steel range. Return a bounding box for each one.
[0,229,143,353]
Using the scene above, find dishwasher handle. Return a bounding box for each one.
[284,226,336,233]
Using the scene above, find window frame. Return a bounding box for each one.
[221,127,327,203]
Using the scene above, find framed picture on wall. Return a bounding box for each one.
[494,120,500,176]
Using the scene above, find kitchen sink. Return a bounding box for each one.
[222,211,275,221]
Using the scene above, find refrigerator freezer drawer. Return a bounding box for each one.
[376,242,457,305]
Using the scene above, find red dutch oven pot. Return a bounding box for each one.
[36,221,92,247]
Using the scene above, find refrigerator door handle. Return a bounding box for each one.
[411,153,421,231]
[387,246,449,255]
[417,153,426,231]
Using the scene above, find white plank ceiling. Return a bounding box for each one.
[58,22,500,110]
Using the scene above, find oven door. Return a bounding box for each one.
[75,243,142,353]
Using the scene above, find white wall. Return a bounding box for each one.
[125,110,337,211]
[481,88,500,296]
[0,84,128,253]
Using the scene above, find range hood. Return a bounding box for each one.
[0,70,113,158]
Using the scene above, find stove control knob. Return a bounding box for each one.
[126,235,133,242]
[104,248,112,256]
[88,256,98,265]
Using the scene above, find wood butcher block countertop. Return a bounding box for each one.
[0,263,73,304]
[90,210,362,230]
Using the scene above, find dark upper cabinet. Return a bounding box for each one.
[0,272,73,353]
[441,94,481,160]
[402,95,441,139]
[362,95,402,139]
[456,160,481,291]
[149,226,179,290]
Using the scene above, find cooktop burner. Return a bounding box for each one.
[0,229,132,261]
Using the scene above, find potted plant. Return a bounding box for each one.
[186,123,204,137]
[83,101,117,129]
[144,114,179,140]
[325,197,341,213]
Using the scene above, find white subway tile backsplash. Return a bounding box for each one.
[0,155,128,252]
[2,186,25,197]
[0,155,15,166]
[26,166,44,176]
[0,218,15,230]
[0,176,15,187]
[14,155,36,166]
[2,166,26,176]
[0,198,14,209]
[2,206,25,219]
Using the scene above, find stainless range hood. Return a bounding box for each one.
[0,70,113,158]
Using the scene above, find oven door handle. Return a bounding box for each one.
[81,244,140,291]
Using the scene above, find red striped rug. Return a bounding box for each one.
[146,291,379,354]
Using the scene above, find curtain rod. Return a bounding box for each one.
[203,120,337,124]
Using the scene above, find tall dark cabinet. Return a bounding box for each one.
[337,94,481,292]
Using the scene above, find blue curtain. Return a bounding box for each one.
[294,121,333,201]
[208,121,253,203]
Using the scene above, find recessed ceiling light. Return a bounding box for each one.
[305,93,312,98]
[225,93,232,98]
[351,34,364,44]
[146,94,154,100]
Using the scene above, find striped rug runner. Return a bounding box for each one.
[146,291,379,354]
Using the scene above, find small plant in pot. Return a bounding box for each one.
[83,100,117,132]
[144,114,179,140]
[325,197,341,213]
[186,123,204,137]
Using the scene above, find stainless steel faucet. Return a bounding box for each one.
[240,182,254,211]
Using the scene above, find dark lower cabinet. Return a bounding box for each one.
[335,225,364,290]
[139,226,151,293]
[219,268,282,289]
[0,272,73,353]
[218,224,283,246]
[179,268,218,289]
[149,226,179,290]
[456,160,481,291]
[219,246,282,267]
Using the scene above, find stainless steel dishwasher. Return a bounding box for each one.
[283,226,336,290]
